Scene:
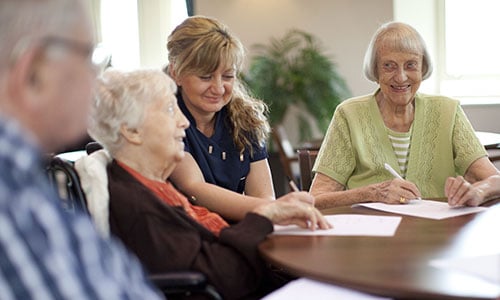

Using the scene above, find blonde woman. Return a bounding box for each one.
[166,16,275,221]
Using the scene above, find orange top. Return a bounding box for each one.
[118,161,229,236]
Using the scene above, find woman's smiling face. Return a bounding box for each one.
[376,48,423,106]
[178,64,235,116]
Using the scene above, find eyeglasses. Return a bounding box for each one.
[42,36,111,69]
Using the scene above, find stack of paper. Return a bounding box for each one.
[263,278,391,300]
[355,199,486,219]
[273,214,401,236]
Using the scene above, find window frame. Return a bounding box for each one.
[437,0,500,104]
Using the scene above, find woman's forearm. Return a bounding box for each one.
[310,173,378,209]
[188,183,271,221]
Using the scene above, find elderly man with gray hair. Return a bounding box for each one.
[0,0,162,298]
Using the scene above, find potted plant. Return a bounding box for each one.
[244,29,351,144]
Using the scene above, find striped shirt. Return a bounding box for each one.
[387,127,412,178]
[0,116,162,300]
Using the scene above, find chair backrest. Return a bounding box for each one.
[271,124,299,180]
[297,149,318,191]
[46,156,89,214]
[85,141,103,154]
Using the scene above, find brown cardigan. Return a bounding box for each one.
[107,160,286,299]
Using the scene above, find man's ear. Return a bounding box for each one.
[119,124,142,145]
[6,45,44,110]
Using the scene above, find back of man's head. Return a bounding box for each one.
[0,0,95,152]
[0,0,91,69]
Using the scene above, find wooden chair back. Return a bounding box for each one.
[271,125,298,180]
[297,149,318,191]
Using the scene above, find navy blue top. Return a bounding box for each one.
[178,93,268,193]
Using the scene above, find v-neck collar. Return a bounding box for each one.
[369,90,422,178]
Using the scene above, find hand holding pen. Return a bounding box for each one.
[384,163,422,203]
[282,177,331,230]
[288,177,316,208]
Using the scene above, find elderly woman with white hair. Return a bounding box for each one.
[310,21,500,209]
[82,68,330,300]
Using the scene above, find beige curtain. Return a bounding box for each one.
[85,0,102,43]
[137,0,171,68]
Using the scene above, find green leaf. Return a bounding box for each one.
[243,29,351,142]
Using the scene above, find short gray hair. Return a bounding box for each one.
[363,21,433,82]
[0,0,91,68]
[88,69,177,155]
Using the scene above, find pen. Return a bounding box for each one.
[384,163,403,179]
[288,177,300,192]
[384,163,421,200]
[288,177,316,207]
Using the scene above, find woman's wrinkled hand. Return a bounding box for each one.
[445,176,484,207]
[375,178,421,204]
[252,192,332,230]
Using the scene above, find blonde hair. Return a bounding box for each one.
[166,16,269,155]
[88,69,176,155]
[363,21,433,82]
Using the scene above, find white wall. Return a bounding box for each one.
[194,0,500,134]
[137,0,188,68]
[137,0,171,68]
[194,0,392,97]
[194,0,392,145]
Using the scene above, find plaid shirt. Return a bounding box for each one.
[0,116,162,300]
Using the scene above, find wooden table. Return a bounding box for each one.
[259,202,500,300]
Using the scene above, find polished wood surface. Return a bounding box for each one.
[259,201,500,300]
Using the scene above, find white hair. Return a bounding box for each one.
[363,21,433,82]
[88,69,177,156]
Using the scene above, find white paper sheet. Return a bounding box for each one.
[262,278,392,300]
[272,214,401,236]
[430,253,500,284]
[355,199,487,219]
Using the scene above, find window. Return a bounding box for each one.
[440,0,500,103]
[100,0,140,69]
[98,0,187,70]
[394,0,500,104]
[444,0,500,76]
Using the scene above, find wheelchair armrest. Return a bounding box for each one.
[149,272,222,300]
[149,271,206,290]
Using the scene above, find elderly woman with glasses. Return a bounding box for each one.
[310,21,500,209]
